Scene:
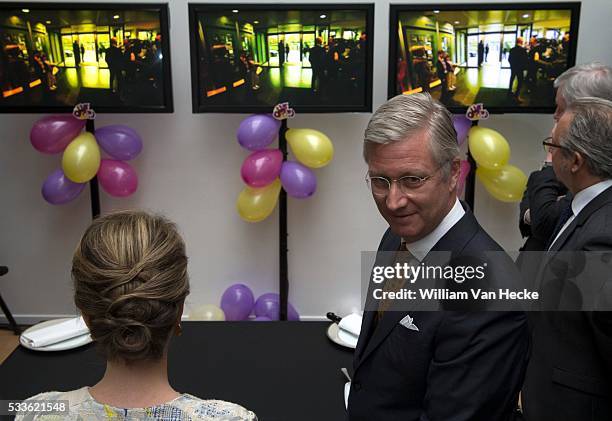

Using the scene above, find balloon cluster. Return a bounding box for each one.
[236,113,334,222]
[30,114,142,204]
[221,283,300,321]
[468,126,527,203]
[190,283,300,321]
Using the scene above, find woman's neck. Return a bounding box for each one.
[88,356,180,408]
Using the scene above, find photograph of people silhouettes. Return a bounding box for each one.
[0,3,173,113]
[389,3,580,113]
[189,4,373,113]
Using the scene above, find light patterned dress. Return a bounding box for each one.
[14,387,257,421]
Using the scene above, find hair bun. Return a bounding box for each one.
[110,320,153,359]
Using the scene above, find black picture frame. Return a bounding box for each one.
[388,2,581,114]
[189,3,374,113]
[0,2,174,113]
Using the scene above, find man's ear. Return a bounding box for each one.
[449,158,461,191]
[571,151,585,174]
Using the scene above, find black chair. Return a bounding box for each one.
[0,266,20,335]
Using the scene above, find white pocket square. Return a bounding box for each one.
[399,314,419,331]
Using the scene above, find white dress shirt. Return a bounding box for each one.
[548,179,612,250]
[403,197,465,261]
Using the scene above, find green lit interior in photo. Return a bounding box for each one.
[197,9,367,92]
[396,8,572,106]
[1,8,164,105]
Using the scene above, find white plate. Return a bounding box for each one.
[20,318,93,352]
[327,323,357,349]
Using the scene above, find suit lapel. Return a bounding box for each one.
[355,205,480,369]
[533,186,612,298]
[547,218,579,253]
[356,307,407,369]
[355,234,401,365]
[548,185,612,253]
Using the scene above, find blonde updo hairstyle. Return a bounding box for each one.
[72,210,189,362]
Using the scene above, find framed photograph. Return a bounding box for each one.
[389,3,581,113]
[0,3,173,113]
[189,3,374,113]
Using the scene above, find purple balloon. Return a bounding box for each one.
[241,149,283,188]
[41,168,85,204]
[97,159,138,197]
[254,293,300,321]
[220,283,255,321]
[237,115,281,151]
[280,161,317,199]
[30,115,86,154]
[453,115,471,146]
[254,316,272,322]
[95,125,143,160]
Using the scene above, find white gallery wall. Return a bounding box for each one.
[1,0,611,322]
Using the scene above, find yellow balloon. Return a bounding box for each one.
[237,178,281,222]
[476,165,527,203]
[468,126,510,170]
[190,304,226,321]
[286,128,334,168]
[62,132,101,183]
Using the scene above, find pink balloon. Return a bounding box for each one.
[30,115,86,154]
[241,149,283,187]
[457,160,471,195]
[97,159,138,197]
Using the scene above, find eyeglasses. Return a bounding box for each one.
[542,136,572,154]
[365,166,443,197]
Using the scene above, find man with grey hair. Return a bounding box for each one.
[522,98,612,420]
[519,63,612,253]
[348,93,529,420]
[553,62,612,121]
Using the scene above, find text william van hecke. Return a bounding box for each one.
[373,288,539,300]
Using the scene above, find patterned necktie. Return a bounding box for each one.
[376,243,420,324]
[547,202,574,250]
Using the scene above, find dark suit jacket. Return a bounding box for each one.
[436,59,448,82]
[518,166,571,252]
[348,207,530,421]
[522,185,612,421]
[509,46,529,71]
[309,45,325,70]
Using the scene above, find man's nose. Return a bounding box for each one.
[386,182,408,211]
